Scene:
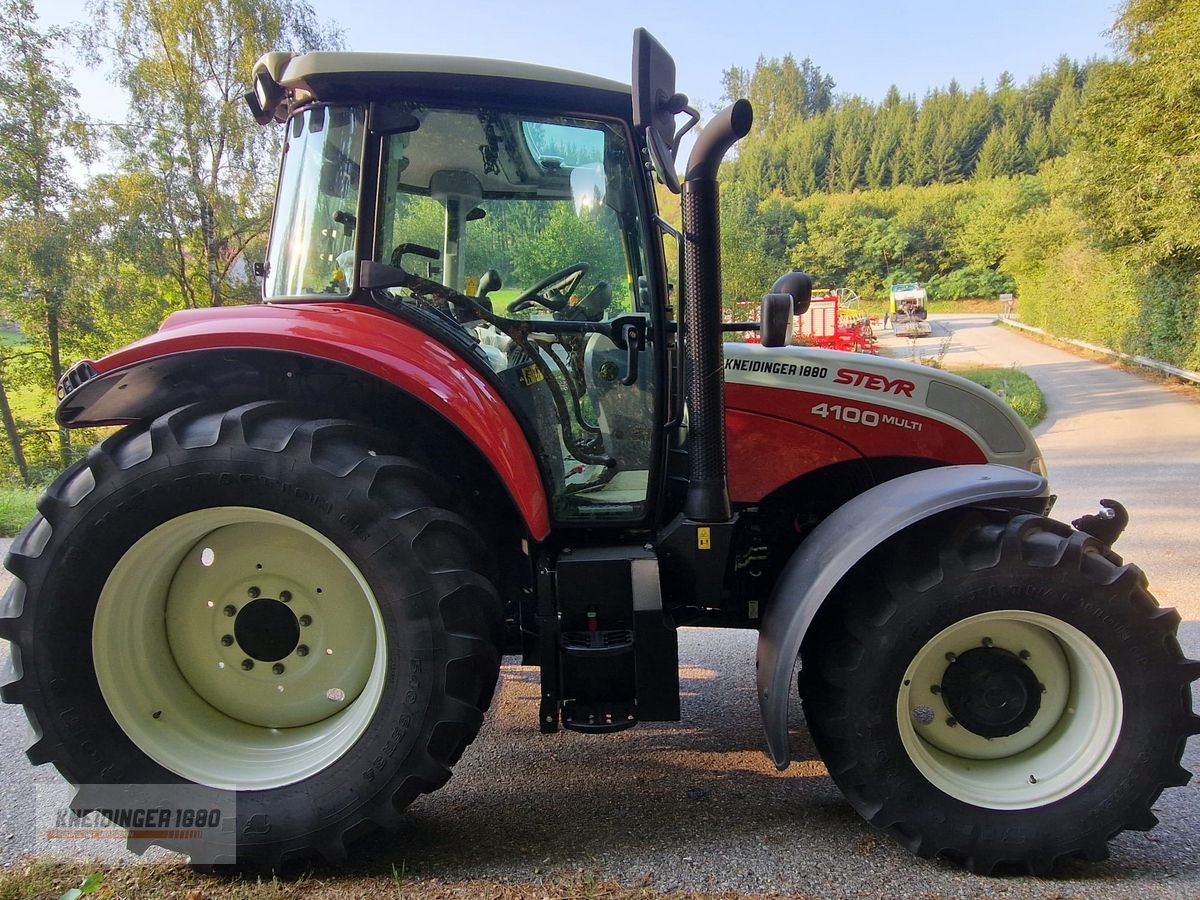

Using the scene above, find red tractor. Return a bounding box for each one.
[2,31,1195,875]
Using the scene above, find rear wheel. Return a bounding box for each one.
[0,402,503,870]
[800,511,1199,874]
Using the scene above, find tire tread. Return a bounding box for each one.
[801,511,1199,875]
[0,401,505,872]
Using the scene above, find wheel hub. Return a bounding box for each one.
[896,610,1124,809]
[941,647,1042,738]
[93,508,388,790]
[234,598,300,662]
[161,519,378,729]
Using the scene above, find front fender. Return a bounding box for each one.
[57,302,551,539]
[756,464,1048,769]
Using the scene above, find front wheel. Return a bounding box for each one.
[800,512,1198,874]
[0,402,503,870]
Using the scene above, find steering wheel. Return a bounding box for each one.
[507,262,590,314]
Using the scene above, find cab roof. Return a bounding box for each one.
[260,51,632,112]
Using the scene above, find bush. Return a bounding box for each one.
[926,267,1016,301]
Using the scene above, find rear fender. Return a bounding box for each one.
[57,303,551,539]
[756,464,1048,769]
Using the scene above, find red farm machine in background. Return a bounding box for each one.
[794,287,878,353]
[735,287,877,353]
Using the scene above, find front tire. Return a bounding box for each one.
[0,402,503,870]
[800,511,1198,874]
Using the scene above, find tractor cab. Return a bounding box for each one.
[254,55,667,524]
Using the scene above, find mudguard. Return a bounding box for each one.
[56,302,551,539]
[756,463,1048,769]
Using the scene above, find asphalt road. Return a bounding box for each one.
[0,314,1197,897]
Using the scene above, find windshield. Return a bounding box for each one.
[264,106,366,298]
[373,107,648,317]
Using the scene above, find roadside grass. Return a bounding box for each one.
[952,365,1047,428]
[0,486,37,537]
[0,861,765,900]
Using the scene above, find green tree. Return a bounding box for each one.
[955,175,1046,269]
[826,98,871,193]
[974,124,1029,179]
[780,114,833,197]
[1046,82,1082,154]
[864,93,906,189]
[1072,0,1200,258]
[511,204,627,302]
[88,0,340,309]
[718,183,775,309]
[730,54,835,135]
[1024,119,1051,168]
[0,0,91,474]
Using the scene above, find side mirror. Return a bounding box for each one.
[633,28,692,194]
[633,29,676,143]
[760,293,795,348]
[772,271,813,315]
[246,53,292,125]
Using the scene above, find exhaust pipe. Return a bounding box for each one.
[680,99,753,522]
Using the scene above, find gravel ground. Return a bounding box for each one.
[0,314,1197,897]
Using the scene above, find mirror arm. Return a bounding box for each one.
[654,215,683,242]
[671,104,701,154]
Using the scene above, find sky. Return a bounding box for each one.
[36,0,1120,162]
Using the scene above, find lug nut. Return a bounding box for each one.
[297,645,309,657]
[930,684,942,695]
[247,586,261,599]
[280,590,292,603]
[272,663,285,675]
[946,717,958,728]
[220,634,234,647]
[1019,649,1031,660]
[944,651,957,662]
[223,604,237,617]
[982,637,994,647]
[299,614,312,627]
[241,659,254,671]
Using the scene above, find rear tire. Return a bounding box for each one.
[0,402,503,870]
[800,511,1199,874]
